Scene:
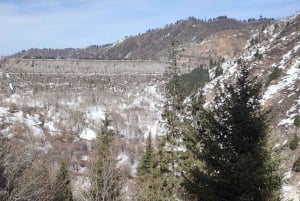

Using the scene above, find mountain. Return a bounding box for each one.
[1,13,300,200]
[9,16,270,63]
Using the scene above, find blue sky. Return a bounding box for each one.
[0,0,299,56]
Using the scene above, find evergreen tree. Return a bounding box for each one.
[54,161,73,201]
[180,92,207,201]
[87,113,123,201]
[134,134,166,201]
[184,67,281,201]
[137,133,154,176]
[155,40,186,200]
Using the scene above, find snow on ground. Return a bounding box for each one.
[78,166,87,174]
[203,59,239,99]
[117,152,129,167]
[0,104,45,138]
[118,152,138,176]
[25,113,44,138]
[81,155,89,161]
[114,83,164,138]
[60,96,83,108]
[0,107,8,115]
[144,85,164,101]
[278,116,297,127]
[80,128,97,140]
[146,120,161,138]
[44,121,60,135]
[262,59,300,104]
[281,169,299,201]
[282,184,299,201]
[112,37,126,47]
[278,44,300,69]
[3,94,22,104]
[85,106,106,121]
[278,96,300,127]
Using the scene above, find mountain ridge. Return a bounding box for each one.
[9,16,272,63]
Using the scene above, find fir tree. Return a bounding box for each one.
[180,92,207,201]
[87,113,122,201]
[156,40,186,200]
[53,161,73,201]
[134,134,166,201]
[138,133,154,176]
[184,67,281,201]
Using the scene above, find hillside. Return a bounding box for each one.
[203,12,300,200]
[0,13,299,200]
[9,17,270,64]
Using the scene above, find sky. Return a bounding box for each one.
[0,0,299,56]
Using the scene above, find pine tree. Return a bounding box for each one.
[155,40,186,200]
[87,113,123,201]
[184,67,281,201]
[138,133,154,176]
[54,161,73,201]
[134,134,166,201]
[180,92,207,201]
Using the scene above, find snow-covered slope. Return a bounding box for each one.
[0,69,166,199]
[202,12,300,201]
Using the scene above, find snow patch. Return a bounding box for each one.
[0,107,9,115]
[85,106,105,121]
[80,128,97,140]
[44,121,60,135]
[81,155,89,161]
[278,96,300,127]
[117,152,129,167]
[262,59,300,104]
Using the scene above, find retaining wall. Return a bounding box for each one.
[1,59,167,74]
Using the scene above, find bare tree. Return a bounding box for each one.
[85,113,123,201]
[0,137,56,201]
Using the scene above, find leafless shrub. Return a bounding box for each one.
[0,137,56,201]
[120,162,133,179]
[8,103,18,113]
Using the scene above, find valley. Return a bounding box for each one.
[0,12,300,201]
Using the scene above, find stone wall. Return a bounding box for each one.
[1,59,167,74]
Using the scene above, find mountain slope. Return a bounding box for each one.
[9,17,269,62]
[203,12,300,200]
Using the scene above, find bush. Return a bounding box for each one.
[293,157,300,172]
[294,115,300,127]
[265,67,282,87]
[289,134,299,150]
